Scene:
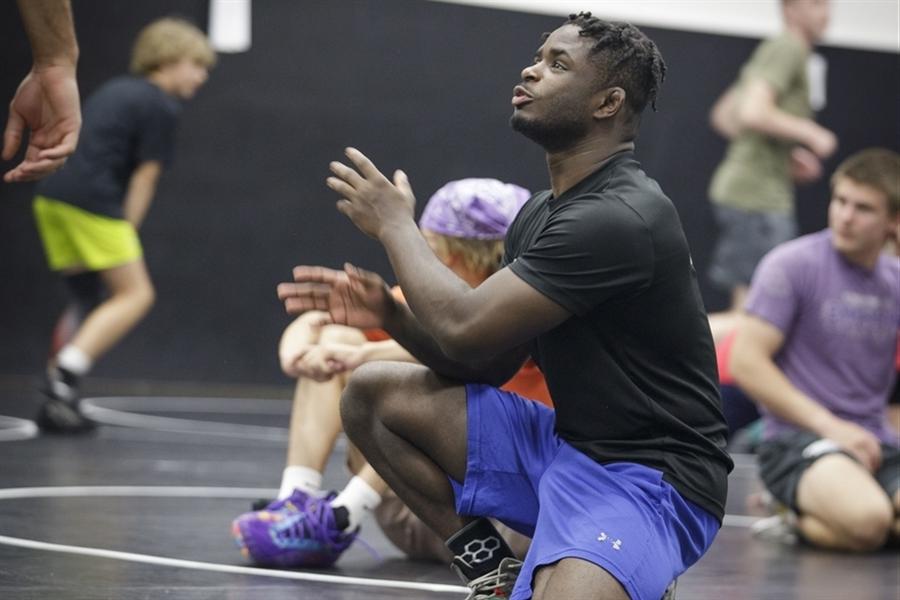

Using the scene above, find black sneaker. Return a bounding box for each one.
[44,365,79,403]
[36,397,95,434]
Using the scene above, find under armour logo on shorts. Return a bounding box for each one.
[597,531,623,550]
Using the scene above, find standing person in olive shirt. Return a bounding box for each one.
[706,0,837,341]
[32,18,215,432]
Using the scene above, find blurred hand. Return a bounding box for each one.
[820,417,882,472]
[317,342,368,373]
[293,345,342,382]
[807,125,837,160]
[278,313,330,378]
[277,263,394,330]
[3,64,81,182]
[789,146,823,184]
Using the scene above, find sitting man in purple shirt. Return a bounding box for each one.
[731,147,900,551]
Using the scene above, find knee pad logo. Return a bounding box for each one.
[460,536,501,565]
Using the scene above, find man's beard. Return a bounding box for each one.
[510,106,589,153]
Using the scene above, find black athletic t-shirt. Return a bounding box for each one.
[504,150,733,521]
[38,76,181,219]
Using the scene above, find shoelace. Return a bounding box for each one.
[275,496,381,561]
[466,559,522,599]
[277,498,339,546]
[264,490,309,513]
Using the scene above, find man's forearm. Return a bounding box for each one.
[742,107,822,150]
[732,352,836,435]
[383,300,523,386]
[380,221,482,357]
[18,0,78,67]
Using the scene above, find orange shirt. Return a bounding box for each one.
[364,287,553,408]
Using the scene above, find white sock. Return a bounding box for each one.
[56,345,93,376]
[278,466,322,500]
[330,476,382,531]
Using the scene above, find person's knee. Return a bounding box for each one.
[817,494,894,551]
[342,362,425,441]
[341,362,395,439]
[110,276,155,312]
[841,500,894,551]
[319,323,365,345]
[133,281,156,313]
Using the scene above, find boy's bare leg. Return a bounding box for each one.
[64,260,154,361]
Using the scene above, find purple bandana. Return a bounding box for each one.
[418,178,531,240]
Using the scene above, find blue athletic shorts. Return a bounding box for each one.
[449,384,721,600]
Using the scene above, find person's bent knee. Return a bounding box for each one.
[319,323,366,345]
[842,502,893,551]
[133,282,156,314]
[814,494,894,551]
[341,362,423,442]
[341,362,396,439]
[109,276,155,310]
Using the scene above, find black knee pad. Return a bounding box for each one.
[63,272,104,319]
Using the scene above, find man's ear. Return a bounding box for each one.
[593,87,627,120]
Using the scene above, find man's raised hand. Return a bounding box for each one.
[326,147,416,239]
[277,264,394,330]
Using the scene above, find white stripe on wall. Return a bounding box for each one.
[427,0,899,53]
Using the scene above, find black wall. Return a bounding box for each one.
[1,1,897,385]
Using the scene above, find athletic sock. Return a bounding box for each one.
[329,475,382,531]
[278,466,323,500]
[446,518,515,581]
[47,345,91,403]
[56,344,93,376]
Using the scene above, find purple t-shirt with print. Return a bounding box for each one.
[745,229,900,445]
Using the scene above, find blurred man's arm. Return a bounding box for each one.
[730,313,882,471]
[3,0,81,182]
[736,79,836,158]
[709,86,741,140]
[17,0,79,67]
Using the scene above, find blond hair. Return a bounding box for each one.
[427,233,505,279]
[832,148,900,215]
[130,18,216,75]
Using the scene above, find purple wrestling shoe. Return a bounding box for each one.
[231,491,357,568]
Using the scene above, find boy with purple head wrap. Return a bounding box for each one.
[419,178,531,240]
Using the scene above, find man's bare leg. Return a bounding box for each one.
[532,559,629,600]
[795,454,893,551]
[341,361,469,539]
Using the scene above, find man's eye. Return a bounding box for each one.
[552,61,565,70]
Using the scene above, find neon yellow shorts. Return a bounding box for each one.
[33,195,142,272]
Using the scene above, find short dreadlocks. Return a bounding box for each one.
[560,12,667,115]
